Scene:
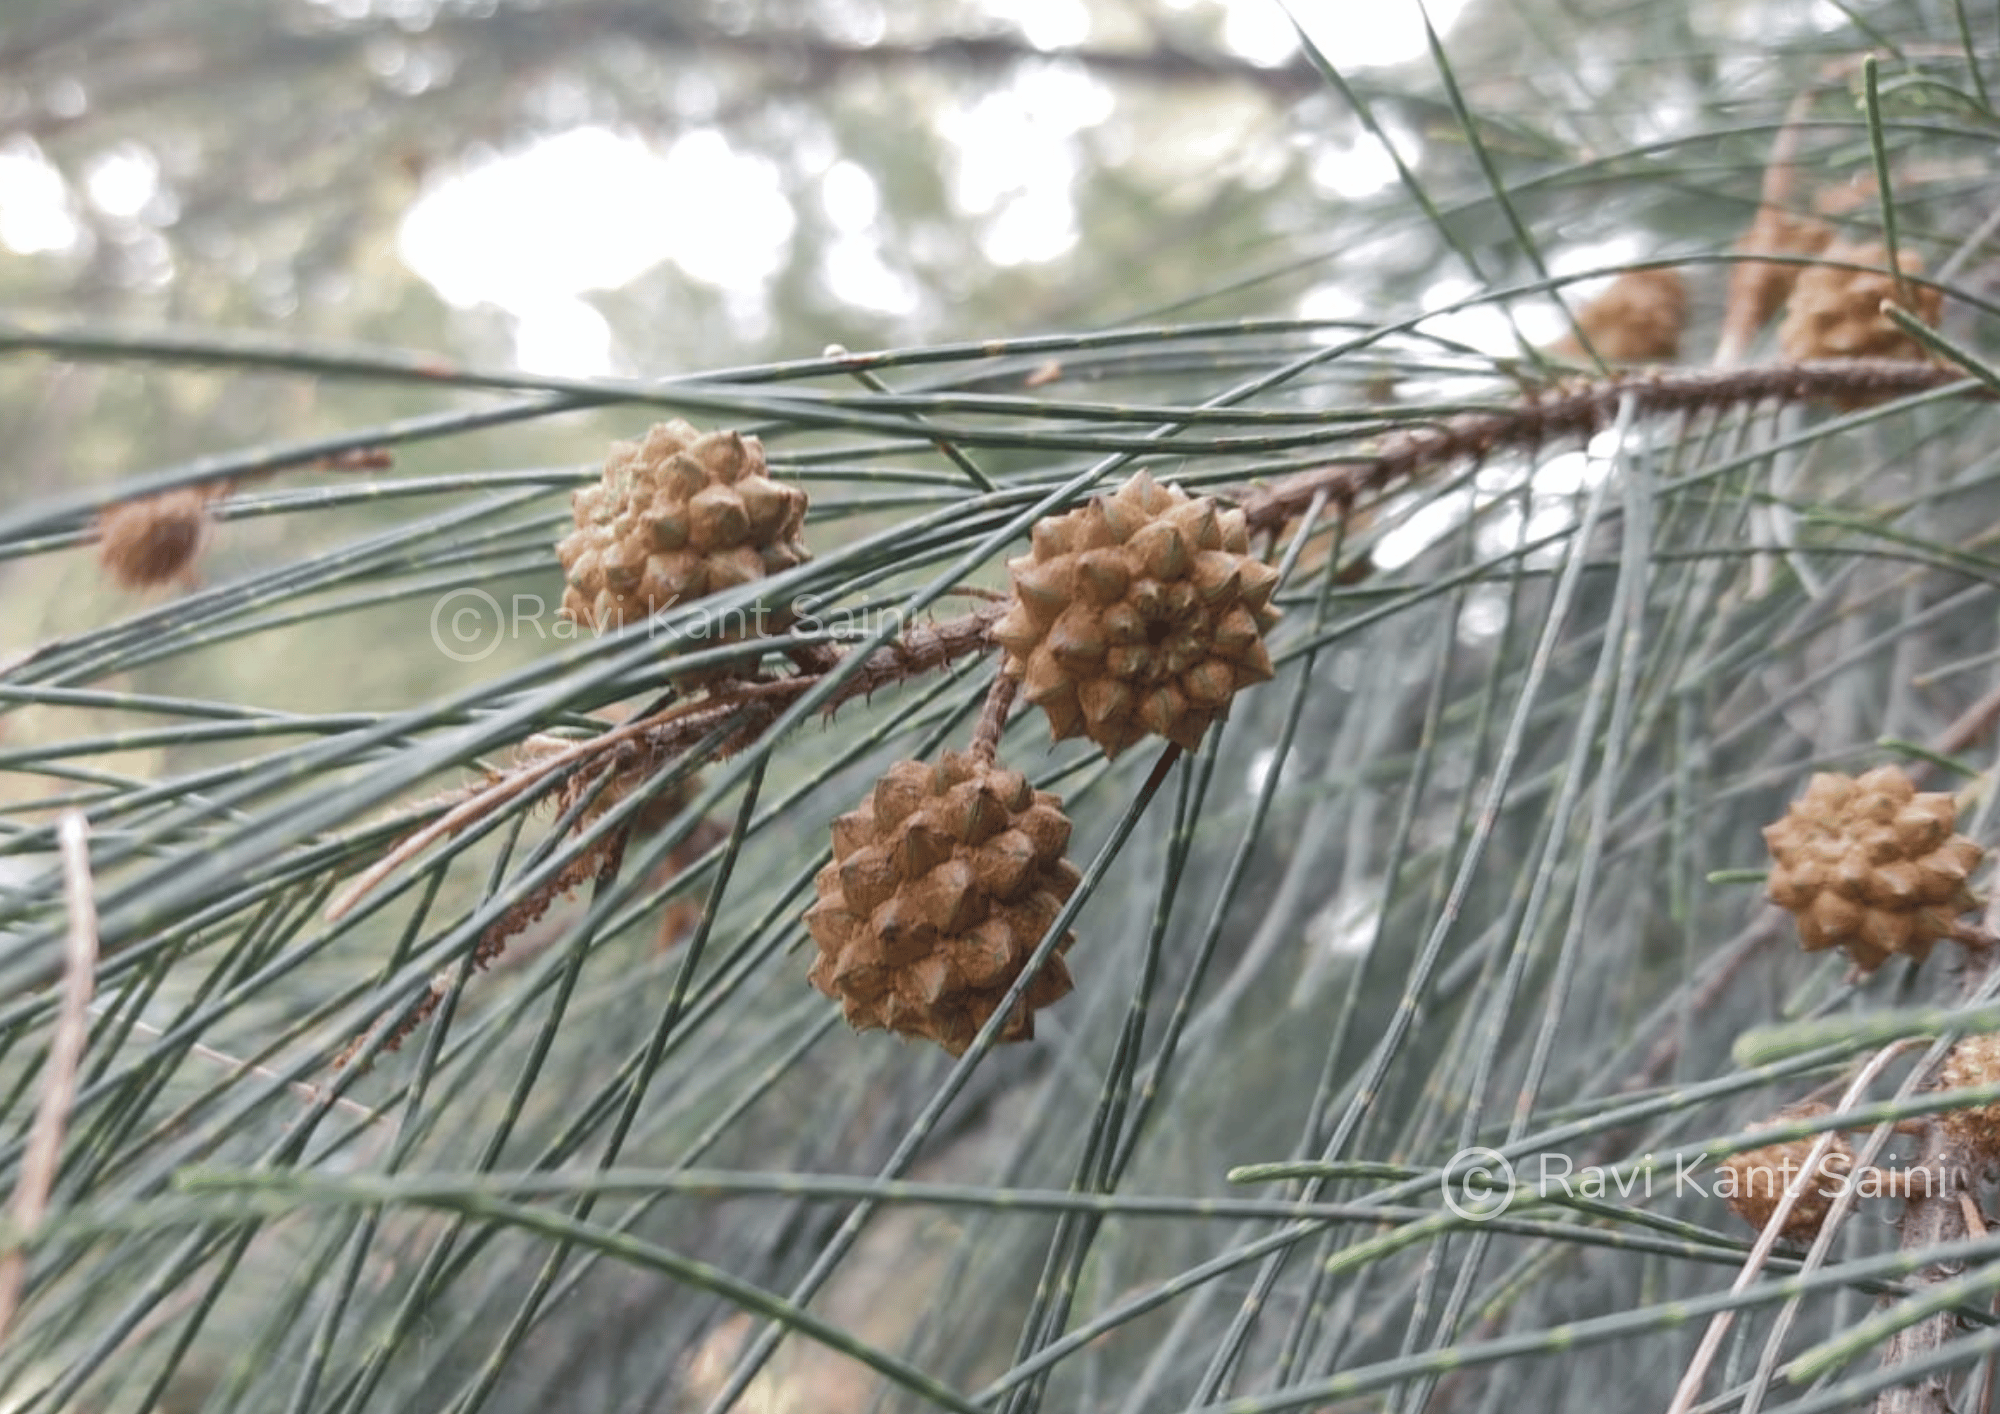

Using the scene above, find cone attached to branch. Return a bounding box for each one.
[992,471,1281,757]
[805,750,1080,1054]
[558,419,810,636]
[1935,1032,2000,1163]
[1553,267,1687,363]
[1717,1102,1854,1242]
[1763,765,1983,972]
[1777,239,1941,371]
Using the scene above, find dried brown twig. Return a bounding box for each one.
[0,813,98,1341]
[323,601,1012,926]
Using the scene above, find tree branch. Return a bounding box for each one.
[1874,1163,1972,1414]
[0,7,1325,144]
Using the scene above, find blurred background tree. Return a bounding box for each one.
[6,0,2000,1411]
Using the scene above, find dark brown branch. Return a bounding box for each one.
[970,671,1019,762]
[1,9,1324,143]
[1235,359,1969,533]
[642,603,1013,764]
[505,360,1984,782]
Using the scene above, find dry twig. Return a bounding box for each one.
[0,813,98,1342]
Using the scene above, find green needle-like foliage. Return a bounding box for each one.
[7,2,2000,1412]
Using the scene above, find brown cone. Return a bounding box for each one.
[805,751,1080,1054]
[1777,239,1942,396]
[1718,1103,1854,1243]
[1763,765,1983,972]
[557,419,810,638]
[992,471,1281,757]
[1936,1033,2000,1162]
[1553,267,1687,363]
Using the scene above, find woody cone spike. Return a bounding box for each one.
[1719,1103,1854,1243]
[1936,1033,2000,1162]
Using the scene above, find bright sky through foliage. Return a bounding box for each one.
[0,1,1472,374]
[384,0,1477,372]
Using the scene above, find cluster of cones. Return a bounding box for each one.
[1553,210,1938,377]
[805,472,1285,1052]
[554,422,1288,1054]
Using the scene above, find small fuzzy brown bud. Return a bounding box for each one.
[1726,209,1835,340]
[97,486,218,591]
[805,750,1079,1054]
[1763,766,1982,972]
[1777,240,1942,399]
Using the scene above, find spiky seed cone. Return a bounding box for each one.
[557,419,810,635]
[991,471,1281,757]
[1936,1033,2000,1162]
[1553,267,1687,363]
[1718,1103,1854,1243]
[1777,240,1942,404]
[1762,765,1983,972]
[805,751,1081,1055]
